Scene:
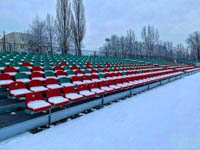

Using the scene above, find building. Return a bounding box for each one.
[0,32,31,52]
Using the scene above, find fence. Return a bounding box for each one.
[0,41,176,62]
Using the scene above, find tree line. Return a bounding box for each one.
[99,25,200,61]
[28,0,86,55]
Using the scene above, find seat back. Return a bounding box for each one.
[26,92,44,107]
[15,73,29,80]
[29,80,43,88]
[77,84,88,92]
[56,71,66,77]
[46,89,62,99]
[108,80,115,86]
[89,83,98,90]
[0,74,12,81]
[63,86,76,94]
[59,77,70,84]
[4,67,16,73]
[54,66,63,72]
[32,66,43,72]
[45,78,58,85]
[22,62,32,67]
[82,75,90,81]
[71,76,81,82]
[31,72,43,79]
[44,71,55,78]
[91,74,98,80]
[99,81,107,87]
[9,81,26,91]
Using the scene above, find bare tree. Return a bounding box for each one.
[55,0,72,54]
[46,13,55,53]
[186,31,200,61]
[71,0,86,56]
[141,25,159,57]
[28,15,46,53]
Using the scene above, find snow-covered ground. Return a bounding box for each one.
[1,73,200,150]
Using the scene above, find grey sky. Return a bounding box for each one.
[0,0,199,50]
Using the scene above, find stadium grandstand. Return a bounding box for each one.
[0,51,199,141]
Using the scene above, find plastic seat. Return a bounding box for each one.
[45,78,63,90]
[4,67,17,76]
[9,82,31,98]
[15,73,30,83]
[77,84,95,98]
[71,76,84,85]
[0,74,13,87]
[22,62,32,69]
[26,92,51,113]
[54,66,63,72]
[91,74,100,82]
[88,83,105,96]
[31,72,45,81]
[56,71,67,79]
[98,81,114,93]
[82,75,93,84]
[107,80,121,91]
[75,70,84,76]
[115,79,129,88]
[29,80,48,93]
[32,66,44,74]
[44,71,57,79]
[19,67,31,75]
[59,77,74,87]
[63,86,84,102]
[46,89,69,107]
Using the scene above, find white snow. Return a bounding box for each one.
[65,93,83,100]
[48,96,69,105]
[79,90,95,96]
[30,86,48,92]
[46,84,62,89]
[27,100,51,110]
[10,89,31,96]
[1,73,200,150]
[0,80,13,86]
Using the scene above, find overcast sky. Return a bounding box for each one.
[0,0,199,50]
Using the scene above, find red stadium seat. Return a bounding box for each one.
[91,74,100,82]
[71,76,84,85]
[26,92,51,113]
[54,66,63,72]
[0,74,13,87]
[9,82,31,98]
[22,62,32,69]
[88,83,105,96]
[107,80,121,91]
[60,62,67,67]
[29,80,48,93]
[82,75,93,84]
[75,70,84,76]
[4,67,17,76]
[63,86,84,102]
[91,69,98,74]
[31,72,45,81]
[115,79,129,88]
[46,89,69,107]
[56,71,67,79]
[77,84,95,98]
[32,67,43,73]
[98,81,114,93]
[45,79,63,90]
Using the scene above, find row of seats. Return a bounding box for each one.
[23,70,183,113]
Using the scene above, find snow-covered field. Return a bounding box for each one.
[1,73,200,150]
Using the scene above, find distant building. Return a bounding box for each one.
[0,32,31,52]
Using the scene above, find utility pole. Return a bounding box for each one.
[2,31,6,52]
